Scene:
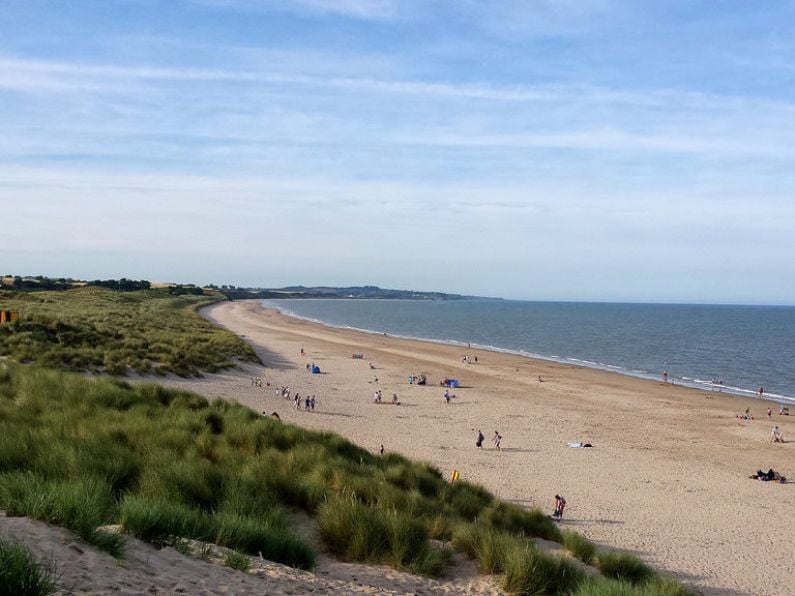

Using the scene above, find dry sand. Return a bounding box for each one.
[6,298,791,595]
[168,299,794,596]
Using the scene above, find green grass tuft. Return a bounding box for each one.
[224,551,252,572]
[597,551,656,585]
[0,473,124,557]
[562,528,596,565]
[317,496,449,577]
[0,537,56,596]
[478,501,562,542]
[503,544,586,596]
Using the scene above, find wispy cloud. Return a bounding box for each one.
[193,0,401,21]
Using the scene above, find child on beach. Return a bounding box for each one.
[493,431,502,451]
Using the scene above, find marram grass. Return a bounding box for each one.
[0,362,692,592]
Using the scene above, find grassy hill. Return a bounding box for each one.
[0,362,692,595]
[0,286,258,376]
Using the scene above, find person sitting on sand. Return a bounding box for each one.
[771,426,784,443]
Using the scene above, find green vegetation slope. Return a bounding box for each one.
[0,363,692,595]
[0,286,258,376]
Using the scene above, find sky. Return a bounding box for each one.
[1,0,794,304]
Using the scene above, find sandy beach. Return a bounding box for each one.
[161,299,795,596]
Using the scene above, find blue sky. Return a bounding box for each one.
[2,1,794,303]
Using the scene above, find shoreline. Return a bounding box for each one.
[176,299,795,596]
[263,299,795,405]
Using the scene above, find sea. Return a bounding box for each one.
[262,299,795,404]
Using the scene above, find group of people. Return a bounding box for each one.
[407,373,426,385]
[474,429,502,451]
[461,354,478,364]
[250,377,268,388]
[372,390,399,405]
[293,394,317,412]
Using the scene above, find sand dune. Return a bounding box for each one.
[160,299,794,596]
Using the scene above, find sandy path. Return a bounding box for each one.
[163,300,795,596]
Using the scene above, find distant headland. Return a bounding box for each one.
[0,275,499,301]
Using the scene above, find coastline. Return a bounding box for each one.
[264,299,795,404]
[172,299,794,596]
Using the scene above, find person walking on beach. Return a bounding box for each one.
[476,430,484,448]
[444,389,451,404]
[493,431,502,451]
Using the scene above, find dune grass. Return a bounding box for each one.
[0,286,258,376]
[224,550,251,572]
[597,551,655,585]
[572,577,698,596]
[0,537,56,596]
[0,362,692,593]
[562,528,597,565]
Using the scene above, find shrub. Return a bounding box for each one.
[562,529,596,565]
[0,537,56,596]
[597,552,655,585]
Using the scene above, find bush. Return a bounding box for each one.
[562,529,596,565]
[503,544,585,595]
[0,537,56,596]
[597,551,655,585]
